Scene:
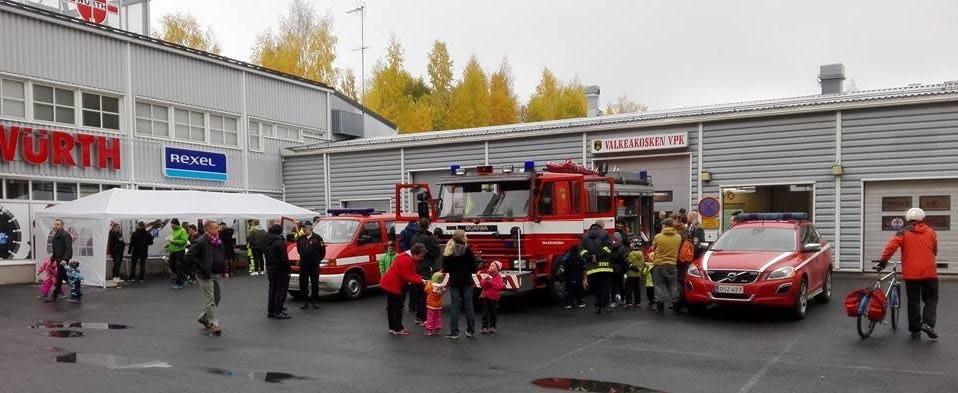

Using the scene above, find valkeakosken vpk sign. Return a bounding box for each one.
[162,147,228,181]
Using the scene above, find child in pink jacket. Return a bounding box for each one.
[480,261,505,334]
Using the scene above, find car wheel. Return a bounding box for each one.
[288,289,305,300]
[814,270,832,304]
[791,278,808,320]
[340,272,365,300]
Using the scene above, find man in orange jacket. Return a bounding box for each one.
[879,208,939,340]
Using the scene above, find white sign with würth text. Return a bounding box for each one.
[590,132,689,154]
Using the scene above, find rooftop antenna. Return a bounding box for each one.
[346,2,368,119]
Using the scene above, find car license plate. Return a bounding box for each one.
[716,285,744,294]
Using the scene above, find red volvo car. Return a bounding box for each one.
[684,213,833,319]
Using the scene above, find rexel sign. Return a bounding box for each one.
[163,147,228,182]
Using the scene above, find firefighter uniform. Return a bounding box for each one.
[580,225,614,313]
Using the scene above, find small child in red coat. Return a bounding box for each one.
[480,260,506,334]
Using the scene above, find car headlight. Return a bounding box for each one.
[767,266,796,280]
[686,264,702,278]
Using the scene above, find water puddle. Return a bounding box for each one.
[48,330,83,338]
[55,352,171,369]
[32,321,130,330]
[204,367,310,384]
[532,378,664,393]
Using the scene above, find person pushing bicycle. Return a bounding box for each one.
[878,207,939,340]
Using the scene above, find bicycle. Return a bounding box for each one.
[856,260,902,339]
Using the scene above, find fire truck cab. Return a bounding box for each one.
[397,161,655,301]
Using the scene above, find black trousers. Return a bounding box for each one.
[410,285,427,321]
[251,248,266,273]
[482,298,499,329]
[905,279,939,332]
[404,285,415,311]
[50,263,67,299]
[111,252,124,279]
[299,265,320,300]
[169,251,186,285]
[565,280,584,306]
[675,262,689,308]
[130,254,148,281]
[625,277,643,305]
[386,292,405,332]
[267,270,290,316]
[646,286,655,305]
[610,271,624,302]
[588,272,611,309]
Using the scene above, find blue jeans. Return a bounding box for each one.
[449,286,476,335]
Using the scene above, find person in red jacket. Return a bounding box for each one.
[879,207,939,340]
[381,243,428,336]
[480,261,506,334]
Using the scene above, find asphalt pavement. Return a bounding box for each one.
[0,274,955,393]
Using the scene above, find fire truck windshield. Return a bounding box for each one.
[438,181,531,219]
[313,219,360,243]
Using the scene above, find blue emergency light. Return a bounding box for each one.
[522,161,536,173]
[639,170,648,181]
[735,212,808,222]
[327,208,375,216]
[450,164,464,176]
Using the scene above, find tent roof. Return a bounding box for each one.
[35,189,317,220]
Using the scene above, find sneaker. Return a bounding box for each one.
[481,328,490,334]
[564,305,572,310]
[577,303,586,308]
[44,296,57,303]
[444,333,460,340]
[397,329,412,336]
[274,313,292,320]
[300,303,310,310]
[911,331,921,340]
[489,328,496,334]
[139,279,145,283]
[465,332,474,338]
[67,298,81,303]
[210,327,222,336]
[311,302,320,309]
[921,324,938,340]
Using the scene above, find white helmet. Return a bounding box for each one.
[905,207,925,222]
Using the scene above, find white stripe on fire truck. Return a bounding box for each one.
[436,219,615,235]
[757,252,794,273]
[336,255,370,266]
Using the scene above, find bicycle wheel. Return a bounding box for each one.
[890,285,901,331]
[857,314,878,339]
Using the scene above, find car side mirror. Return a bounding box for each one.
[802,243,822,253]
[358,234,372,245]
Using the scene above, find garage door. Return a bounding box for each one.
[341,199,392,213]
[606,154,690,214]
[864,180,957,273]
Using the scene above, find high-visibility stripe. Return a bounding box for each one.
[587,268,614,275]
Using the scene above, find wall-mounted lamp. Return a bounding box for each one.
[700,170,712,182]
[831,164,844,176]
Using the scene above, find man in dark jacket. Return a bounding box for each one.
[108,222,126,281]
[46,218,73,302]
[610,232,630,308]
[442,230,479,339]
[580,223,614,314]
[265,224,292,320]
[398,220,420,251]
[247,220,268,275]
[219,222,236,274]
[563,245,586,309]
[186,221,227,336]
[296,221,326,310]
[128,221,153,282]
[409,218,440,324]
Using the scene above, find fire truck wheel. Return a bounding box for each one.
[340,272,365,300]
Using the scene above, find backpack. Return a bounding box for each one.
[866,289,887,322]
[678,238,695,264]
[843,288,870,317]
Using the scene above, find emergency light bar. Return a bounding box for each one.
[476,165,494,175]
[735,212,808,222]
[327,208,375,216]
[450,165,465,176]
[522,161,535,173]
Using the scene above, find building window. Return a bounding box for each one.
[174,108,205,142]
[33,85,75,124]
[32,180,54,200]
[275,125,300,141]
[1,78,26,118]
[135,102,170,137]
[81,92,120,130]
[210,114,238,146]
[919,195,950,211]
[79,183,100,198]
[881,196,912,211]
[56,182,77,201]
[586,181,612,214]
[248,120,262,150]
[924,216,951,231]
[653,191,674,203]
[4,179,29,199]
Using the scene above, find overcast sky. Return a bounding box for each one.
[150,0,958,110]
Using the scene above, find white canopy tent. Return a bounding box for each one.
[34,189,317,287]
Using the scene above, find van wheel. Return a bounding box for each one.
[791,278,808,320]
[340,272,365,300]
[815,270,832,304]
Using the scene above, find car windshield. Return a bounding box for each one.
[438,181,531,219]
[711,227,796,252]
[313,219,359,243]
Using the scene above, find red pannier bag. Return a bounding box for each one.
[866,289,887,321]
[844,288,869,317]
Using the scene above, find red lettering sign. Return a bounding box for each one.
[592,132,690,154]
[69,0,120,25]
[0,124,121,170]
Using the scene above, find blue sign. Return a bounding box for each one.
[163,147,228,181]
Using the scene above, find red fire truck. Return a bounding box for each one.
[396,161,655,301]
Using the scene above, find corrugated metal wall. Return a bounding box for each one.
[699,114,840,266]
[246,74,327,131]
[405,142,485,174]
[0,120,129,181]
[488,134,581,166]
[131,46,243,113]
[282,155,325,212]
[131,139,245,188]
[0,11,125,92]
[328,150,401,208]
[840,102,958,269]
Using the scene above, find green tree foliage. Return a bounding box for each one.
[524,68,586,122]
[251,0,338,86]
